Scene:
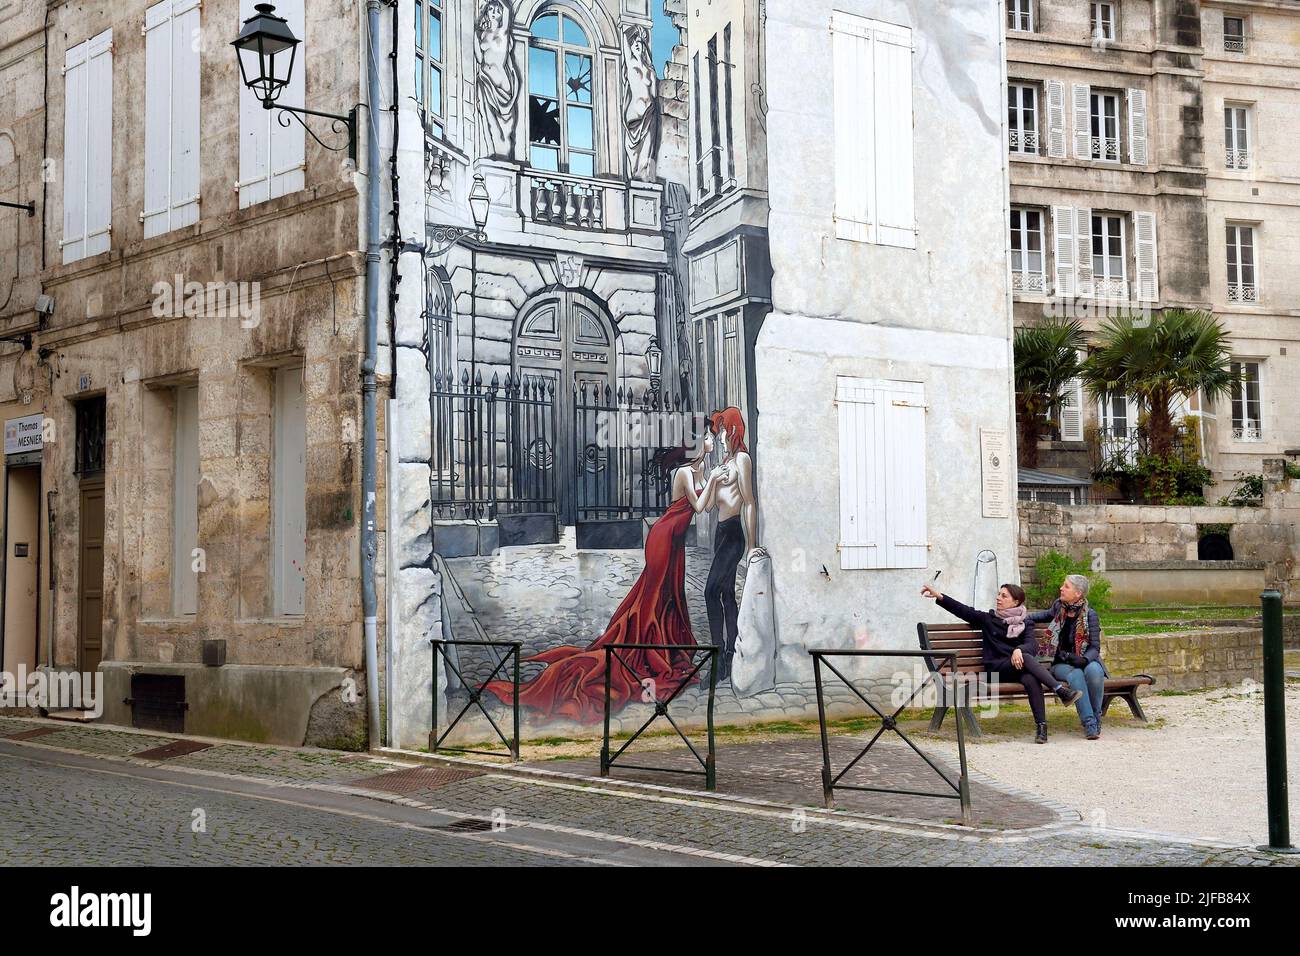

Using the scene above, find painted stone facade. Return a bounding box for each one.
[387,0,1019,749]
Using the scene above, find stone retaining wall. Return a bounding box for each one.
[1018,460,1300,600]
[1104,628,1263,693]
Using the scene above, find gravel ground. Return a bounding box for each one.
[924,682,1300,846]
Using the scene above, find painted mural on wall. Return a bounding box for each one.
[398,0,779,741]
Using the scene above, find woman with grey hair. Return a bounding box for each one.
[1027,574,1106,740]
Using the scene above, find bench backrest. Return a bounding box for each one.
[917,621,1050,674]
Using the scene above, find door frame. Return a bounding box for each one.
[512,289,618,525]
[1,457,42,674]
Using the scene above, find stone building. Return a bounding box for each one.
[0,0,376,746]
[1007,0,1300,496]
[386,0,1018,748]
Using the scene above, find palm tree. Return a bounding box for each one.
[1082,309,1236,458]
[1013,319,1087,468]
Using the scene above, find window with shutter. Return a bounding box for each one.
[1072,83,1091,159]
[1127,88,1148,165]
[831,13,914,249]
[1052,205,1076,296]
[145,0,201,239]
[836,377,927,570]
[1134,210,1158,302]
[238,0,305,208]
[1060,373,1085,442]
[1046,79,1067,158]
[1075,206,1094,297]
[62,30,113,265]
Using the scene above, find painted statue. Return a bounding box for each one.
[475,0,521,160]
[621,24,661,182]
[487,424,729,723]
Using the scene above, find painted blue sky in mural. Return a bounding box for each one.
[651,3,676,78]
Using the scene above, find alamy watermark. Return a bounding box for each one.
[151,275,261,328]
[0,666,104,718]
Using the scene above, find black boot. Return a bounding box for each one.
[1055,683,1083,706]
[1034,721,1048,744]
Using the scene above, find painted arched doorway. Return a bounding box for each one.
[513,290,616,524]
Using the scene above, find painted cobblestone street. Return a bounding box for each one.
[1,716,1297,866]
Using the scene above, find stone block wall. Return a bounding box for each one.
[1104,628,1264,692]
[1018,461,1300,600]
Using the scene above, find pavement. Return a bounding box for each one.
[1,713,1297,866]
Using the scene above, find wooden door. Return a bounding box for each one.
[78,478,105,673]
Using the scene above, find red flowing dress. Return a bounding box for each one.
[485,480,701,724]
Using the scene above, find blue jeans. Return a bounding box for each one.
[1053,661,1106,727]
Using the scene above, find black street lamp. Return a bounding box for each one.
[232,3,358,161]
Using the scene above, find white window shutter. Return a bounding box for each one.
[883,383,927,568]
[143,4,173,238]
[1060,376,1084,442]
[84,31,113,259]
[837,377,926,570]
[1052,205,1076,296]
[1134,210,1159,302]
[239,0,304,207]
[1072,82,1091,159]
[1075,206,1094,297]
[832,14,874,243]
[1046,79,1067,158]
[1127,88,1148,165]
[269,0,306,199]
[61,40,89,264]
[836,378,882,570]
[146,0,201,238]
[171,0,202,228]
[872,23,914,248]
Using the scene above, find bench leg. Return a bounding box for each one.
[1123,690,1149,723]
[960,706,982,738]
[1100,694,1113,717]
[928,706,949,732]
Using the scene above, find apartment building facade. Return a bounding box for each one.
[1006,0,1300,495]
[0,0,377,746]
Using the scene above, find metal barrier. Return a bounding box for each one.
[810,649,971,822]
[431,639,521,762]
[600,644,718,790]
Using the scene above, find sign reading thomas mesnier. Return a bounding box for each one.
[980,427,1010,519]
[4,415,43,455]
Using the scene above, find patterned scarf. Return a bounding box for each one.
[994,605,1028,639]
[1041,599,1090,658]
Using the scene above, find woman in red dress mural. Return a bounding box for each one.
[486,426,728,724]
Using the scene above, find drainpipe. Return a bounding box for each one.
[360,0,383,750]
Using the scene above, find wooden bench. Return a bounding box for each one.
[917,621,1155,737]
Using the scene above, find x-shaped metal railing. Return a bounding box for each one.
[810,649,971,821]
[431,639,521,761]
[601,644,719,790]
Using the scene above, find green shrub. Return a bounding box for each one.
[1218,472,1264,508]
[1026,551,1113,613]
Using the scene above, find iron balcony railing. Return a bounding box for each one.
[1228,281,1258,303]
[1091,135,1120,161]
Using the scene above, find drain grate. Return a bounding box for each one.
[436,817,508,833]
[5,727,63,741]
[351,765,485,795]
[132,739,213,761]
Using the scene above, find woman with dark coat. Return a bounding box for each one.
[921,582,1081,743]
[1027,573,1107,740]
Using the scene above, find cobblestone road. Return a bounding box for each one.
[1,720,1296,867]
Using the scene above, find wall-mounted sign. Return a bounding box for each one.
[980,427,1011,519]
[4,415,43,455]
[78,373,92,392]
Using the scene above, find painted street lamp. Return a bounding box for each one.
[647,336,663,399]
[232,3,358,161]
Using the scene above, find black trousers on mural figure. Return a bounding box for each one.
[989,655,1058,724]
[705,516,746,658]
